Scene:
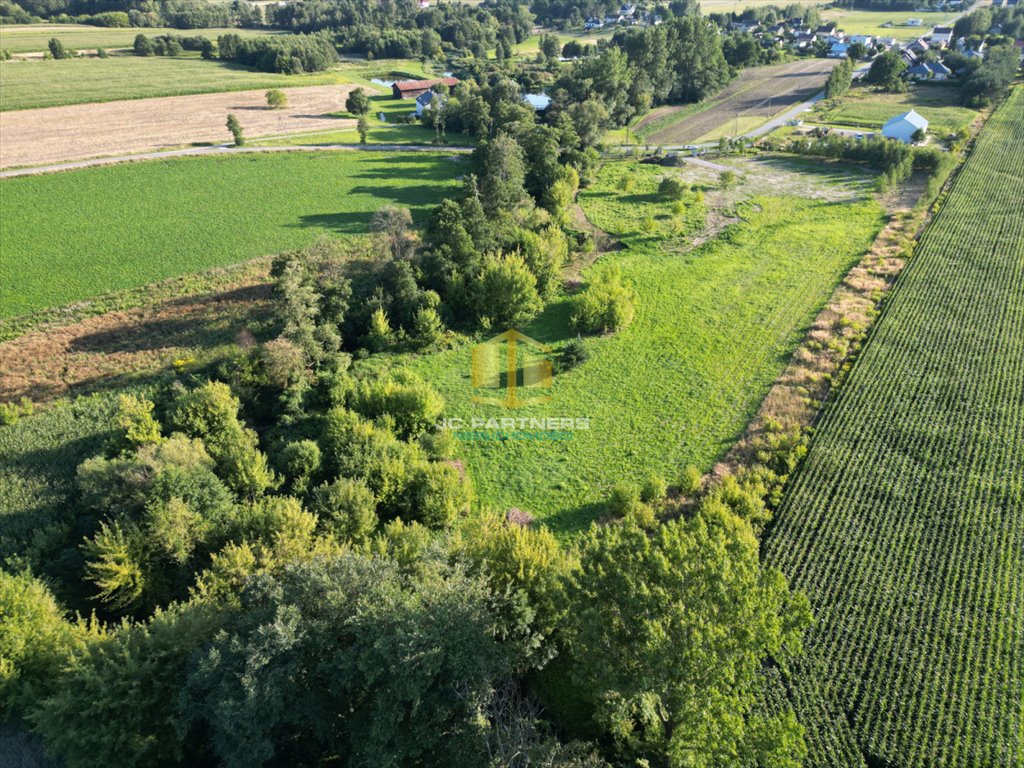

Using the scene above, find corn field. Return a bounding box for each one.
[764,86,1024,767]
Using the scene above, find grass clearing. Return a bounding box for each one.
[822,9,960,39]
[251,93,471,147]
[0,23,280,53]
[814,82,978,135]
[694,114,767,143]
[387,159,886,531]
[0,151,462,318]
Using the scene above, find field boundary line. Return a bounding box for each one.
[0,143,474,178]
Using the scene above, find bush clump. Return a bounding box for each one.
[570,266,637,335]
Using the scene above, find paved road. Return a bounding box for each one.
[0,143,474,179]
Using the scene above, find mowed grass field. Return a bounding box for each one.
[251,92,466,147]
[0,55,354,111]
[822,9,960,39]
[0,151,462,318]
[764,87,1024,767]
[815,83,978,135]
[0,23,280,53]
[394,160,886,530]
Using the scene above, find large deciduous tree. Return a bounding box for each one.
[557,506,812,767]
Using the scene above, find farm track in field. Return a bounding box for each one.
[0,84,358,168]
[763,87,1024,767]
[638,58,837,146]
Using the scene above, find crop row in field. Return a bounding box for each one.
[764,87,1024,767]
[0,151,462,318]
[396,159,885,530]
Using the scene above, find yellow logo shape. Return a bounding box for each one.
[471,329,553,408]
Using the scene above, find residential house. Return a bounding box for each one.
[906,18,924,26]
[930,25,953,45]
[795,32,817,49]
[415,90,443,116]
[850,34,874,46]
[829,42,851,57]
[882,110,929,143]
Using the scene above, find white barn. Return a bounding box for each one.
[882,110,929,143]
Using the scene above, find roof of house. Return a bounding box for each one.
[415,90,436,106]
[928,60,952,74]
[884,110,929,131]
[906,63,932,76]
[392,77,459,95]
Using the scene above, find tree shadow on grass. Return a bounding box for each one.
[293,211,374,236]
[543,499,607,536]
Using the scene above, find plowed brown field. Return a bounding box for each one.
[638,58,837,145]
[0,84,356,168]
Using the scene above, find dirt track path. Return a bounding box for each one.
[0,84,359,169]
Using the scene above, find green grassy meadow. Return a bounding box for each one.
[251,93,469,146]
[822,9,959,39]
[0,55,438,111]
[392,161,887,530]
[0,151,462,318]
[0,54,352,111]
[814,83,978,135]
[0,23,280,53]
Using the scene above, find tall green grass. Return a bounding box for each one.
[394,161,887,530]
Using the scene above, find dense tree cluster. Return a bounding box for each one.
[2,0,256,28]
[775,133,956,191]
[824,56,854,100]
[216,30,337,73]
[5,430,810,768]
[958,42,1022,107]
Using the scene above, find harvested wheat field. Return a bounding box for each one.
[0,84,357,168]
[638,58,837,146]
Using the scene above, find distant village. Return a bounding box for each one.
[575,0,1022,79]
